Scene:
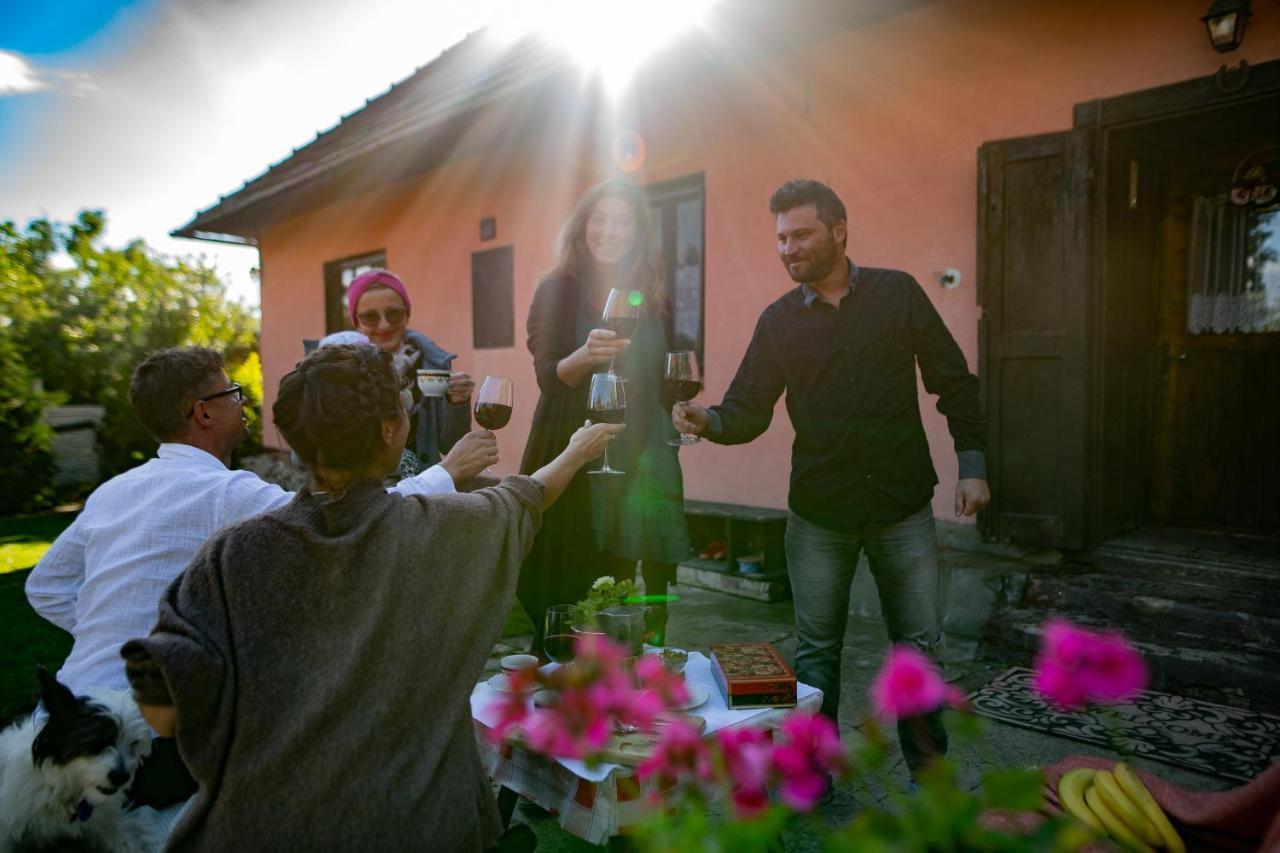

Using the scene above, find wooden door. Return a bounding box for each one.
[1150,98,1280,533]
[978,129,1094,548]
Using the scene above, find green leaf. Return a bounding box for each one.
[981,767,1045,812]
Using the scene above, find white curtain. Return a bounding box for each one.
[1186,195,1279,334]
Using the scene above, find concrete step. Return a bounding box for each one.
[981,607,1280,713]
[1023,574,1280,653]
[1094,531,1280,598]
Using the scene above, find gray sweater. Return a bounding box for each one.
[123,475,544,852]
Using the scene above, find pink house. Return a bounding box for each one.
[176,0,1280,552]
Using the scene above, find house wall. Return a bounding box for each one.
[257,0,1280,520]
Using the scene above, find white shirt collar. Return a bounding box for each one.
[156,443,229,469]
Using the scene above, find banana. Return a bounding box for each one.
[1094,768,1162,847]
[1114,763,1186,853]
[1057,768,1104,833]
[1085,784,1154,852]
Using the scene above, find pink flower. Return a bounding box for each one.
[871,646,958,720]
[636,720,711,787]
[1032,619,1147,711]
[716,727,775,815]
[770,713,848,812]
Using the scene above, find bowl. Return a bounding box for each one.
[648,647,689,676]
[416,369,451,397]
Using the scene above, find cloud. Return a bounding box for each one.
[0,50,48,96]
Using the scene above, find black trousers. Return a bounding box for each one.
[130,737,197,809]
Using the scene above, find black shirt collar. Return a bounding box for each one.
[800,258,859,308]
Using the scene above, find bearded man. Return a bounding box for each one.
[672,179,989,777]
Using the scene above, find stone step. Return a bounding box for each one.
[1023,574,1280,653]
[981,607,1280,713]
[1094,532,1280,598]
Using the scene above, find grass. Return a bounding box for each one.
[0,507,536,724]
[1,510,78,724]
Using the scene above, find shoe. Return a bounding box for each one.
[698,540,727,560]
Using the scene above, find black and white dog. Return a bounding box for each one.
[0,667,166,853]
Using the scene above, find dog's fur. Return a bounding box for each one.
[0,668,166,853]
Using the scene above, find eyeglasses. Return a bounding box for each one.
[356,307,407,327]
[186,383,244,418]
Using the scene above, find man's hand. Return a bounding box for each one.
[440,429,499,484]
[955,478,990,517]
[579,329,630,366]
[672,402,710,437]
[566,421,625,465]
[446,371,475,405]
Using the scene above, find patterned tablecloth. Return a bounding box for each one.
[470,651,823,844]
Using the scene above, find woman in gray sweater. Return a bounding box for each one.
[121,344,621,851]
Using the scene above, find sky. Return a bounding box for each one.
[0,0,717,308]
[0,0,508,306]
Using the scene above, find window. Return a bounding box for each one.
[323,250,387,334]
[472,246,515,349]
[1187,197,1280,334]
[647,175,705,364]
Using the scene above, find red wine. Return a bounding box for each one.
[605,315,638,339]
[544,633,576,664]
[661,378,702,409]
[588,406,626,425]
[475,402,512,430]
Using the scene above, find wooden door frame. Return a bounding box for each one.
[1070,59,1280,551]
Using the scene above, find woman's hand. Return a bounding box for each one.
[440,429,499,485]
[567,421,626,465]
[445,371,474,405]
[579,328,630,366]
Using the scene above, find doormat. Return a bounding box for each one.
[967,667,1280,783]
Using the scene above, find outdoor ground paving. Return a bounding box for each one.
[483,548,1231,851]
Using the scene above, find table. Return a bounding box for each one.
[470,651,823,845]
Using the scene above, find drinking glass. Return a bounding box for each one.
[474,376,514,431]
[543,605,577,664]
[587,372,626,476]
[663,351,703,447]
[601,288,643,374]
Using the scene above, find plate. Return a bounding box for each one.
[672,683,710,711]
[486,673,516,693]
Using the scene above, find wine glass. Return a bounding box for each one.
[543,605,577,664]
[663,351,703,447]
[601,288,643,374]
[474,376,514,431]
[587,373,626,477]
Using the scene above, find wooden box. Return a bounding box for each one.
[709,642,798,709]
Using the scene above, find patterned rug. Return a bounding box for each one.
[968,667,1280,782]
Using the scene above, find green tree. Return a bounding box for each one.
[0,210,261,481]
[0,325,57,513]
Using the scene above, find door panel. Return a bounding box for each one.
[978,129,1093,548]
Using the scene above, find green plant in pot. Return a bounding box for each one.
[571,576,638,635]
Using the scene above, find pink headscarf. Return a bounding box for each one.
[347,269,412,328]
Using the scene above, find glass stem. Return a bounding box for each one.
[601,443,612,472]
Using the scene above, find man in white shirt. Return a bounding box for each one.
[27,346,496,806]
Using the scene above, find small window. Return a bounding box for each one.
[1187,197,1280,334]
[323,250,387,334]
[472,246,515,349]
[647,175,706,365]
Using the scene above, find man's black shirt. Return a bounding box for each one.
[706,262,985,530]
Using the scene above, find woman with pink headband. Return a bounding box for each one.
[347,269,474,470]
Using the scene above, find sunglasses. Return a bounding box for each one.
[187,383,244,418]
[356,307,407,327]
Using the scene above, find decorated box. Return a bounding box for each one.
[709,642,798,709]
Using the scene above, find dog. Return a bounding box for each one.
[0,667,166,853]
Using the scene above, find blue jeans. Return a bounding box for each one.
[785,502,948,774]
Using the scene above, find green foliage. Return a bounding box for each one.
[572,575,639,628]
[0,325,57,513]
[0,211,260,479]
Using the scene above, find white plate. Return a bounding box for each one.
[672,683,710,711]
[486,673,517,693]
